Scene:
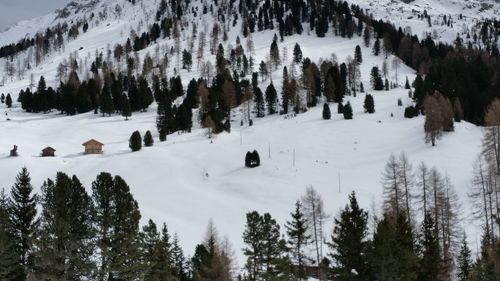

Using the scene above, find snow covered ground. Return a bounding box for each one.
[0,0,489,269]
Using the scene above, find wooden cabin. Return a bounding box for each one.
[82,139,104,154]
[41,147,56,157]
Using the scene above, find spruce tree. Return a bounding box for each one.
[0,190,20,281]
[129,130,142,152]
[343,101,353,119]
[293,43,303,63]
[5,94,12,108]
[32,173,95,280]
[354,45,362,64]
[372,38,381,56]
[144,130,154,147]
[110,175,143,280]
[286,201,311,280]
[265,83,278,115]
[254,87,265,118]
[8,167,37,280]
[328,191,369,281]
[242,211,263,281]
[456,233,472,281]
[323,103,331,120]
[172,234,189,281]
[371,213,418,281]
[141,219,177,281]
[418,213,441,281]
[92,173,143,281]
[122,94,132,120]
[364,94,375,113]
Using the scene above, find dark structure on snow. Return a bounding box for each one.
[245,150,260,168]
[10,145,18,157]
[41,147,56,157]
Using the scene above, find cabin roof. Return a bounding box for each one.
[82,139,104,146]
[42,146,56,152]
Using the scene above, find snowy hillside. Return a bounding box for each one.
[347,0,500,43]
[0,0,495,274]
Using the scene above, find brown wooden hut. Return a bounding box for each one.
[41,147,56,157]
[82,139,104,154]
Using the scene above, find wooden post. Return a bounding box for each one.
[338,172,341,193]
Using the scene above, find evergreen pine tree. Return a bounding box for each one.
[372,38,381,56]
[418,213,441,281]
[32,173,95,280]
[364,94,375,113]
[265,82,278,115]
[141,219,177,281]
[405,77,411,89]
[343,101,353,119]
[323,103,331,120]
[354,45,363,64]
[328,191,369,281]
[8,167,37,280]
[129,130,142,152]
[254,87,265,118]
[370,213,418,281]
[286,201,311,280]
[122,94,132,120]
[5,94,12,108]
[0,190,20,281]
[144,130,154,147]
[172,234,189,281]
[293,43,303,64]
[456,233,472,281]
[108,175,143,280]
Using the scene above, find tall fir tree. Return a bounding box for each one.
[8,167,37,280]
[0,190,20,281]
[286,201,311,280]
[328,191,369,281]
[418,213,442,281]
[456,233,472,281]
[265,82,278,115]
[32,173,96,280]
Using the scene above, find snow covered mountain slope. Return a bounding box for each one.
[348,0,500,43]
[0,0,490,266]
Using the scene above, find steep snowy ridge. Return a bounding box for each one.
[0,0,493,271]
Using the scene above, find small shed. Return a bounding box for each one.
[41,147,56,157]
[82,139,104,154]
